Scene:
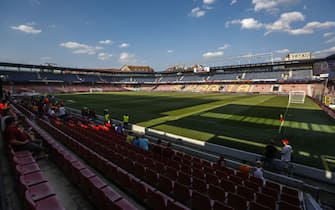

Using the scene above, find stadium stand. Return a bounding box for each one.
[0,58,334,209]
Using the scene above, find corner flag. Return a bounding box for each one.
[279,114,284,123]
[279,113,284,133]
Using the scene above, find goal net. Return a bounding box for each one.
[289,91,306,104]
[89,88,103,93]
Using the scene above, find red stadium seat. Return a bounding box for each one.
[147,188,168,209]
[20,172,47,187]
[192,168,205,179]
[208,184,226,202]
[192,177,207,192]
[228,175,243,185]
[158,174,173,195]
[237,184,254,201]
[262,186,279,200]
[101,186,122,210]
[191,190,212,210]
[213,201,234,210]
[249,201,271,210]
[256,192,276,210]
[244,180,261,192]
[173,182,191,205]
[281,193,300,206]
[167,199,190,210]
[265,180,281,192]
[206,173,219,185]
[282,186,299,197]
[227,193,248,210]
[27,182,56,201]
[88,176,107,202]
[177,172,192,187]
[25,191,65,210]
[16,163,41,176]
[131,179,148,202]
[279,200,302,210]
[220,179,236,193]
[113,198,137,210]
[79,168,96,195]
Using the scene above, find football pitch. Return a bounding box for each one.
[56,92,335,171]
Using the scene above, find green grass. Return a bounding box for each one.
[56,92,335,171]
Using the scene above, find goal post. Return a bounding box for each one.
[89,88,103,93]
[289,91,306,104]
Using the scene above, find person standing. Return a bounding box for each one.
[264,140,278,169]
[123,114,129,129]
[281,139,292,175]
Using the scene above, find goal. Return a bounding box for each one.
[89,88,103,93]
[289,91,306,104]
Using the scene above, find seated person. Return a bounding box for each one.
[217,155,226,167]
[133,135,140,147]
[139,135,149,151]
[253,160,264,180]
[3,117,43,157]
[239,160,250,175]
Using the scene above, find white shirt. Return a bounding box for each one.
[58,107,66,116]
[253,167,264,180]
[281,144,292,162]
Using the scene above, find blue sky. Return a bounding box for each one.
[1,0,335,71]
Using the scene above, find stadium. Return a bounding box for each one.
[0,51,335,210]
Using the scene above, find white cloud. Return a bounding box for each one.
[228,11,335,36]
[276,49,290,54]
[252,0,299,13]
[323,32,333,38]
[218,44,230,50]
[265,11,305,35]
[11,24,41,34]
[98,53,113,60]
[241,18,264,29]
[325,37,335,44]
[203,51,224,58]
[119,52,136,63]
[203,0,215,4]
[119,42,130,48]
[99,40,113,44]
[313,46,335,58]
[60,41,103,55]
[230,0,237,5]
[167,50,174,53]
[190,7,206,18]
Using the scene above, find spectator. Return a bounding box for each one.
[123,114,129,129]
[253,160,264,180]
[125,131,134,144]
[133,135,140,147]
[217,155,226,168]
[115,123,123,133]
[3,117,43,156]
[58,104,67,118]
[281,139,292,174]
[139,135,149,151]
[89,109,96,120]
[239,160,250,175]
[103,109,111,124]
[152,139,162,156]
[264,140,278,168]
